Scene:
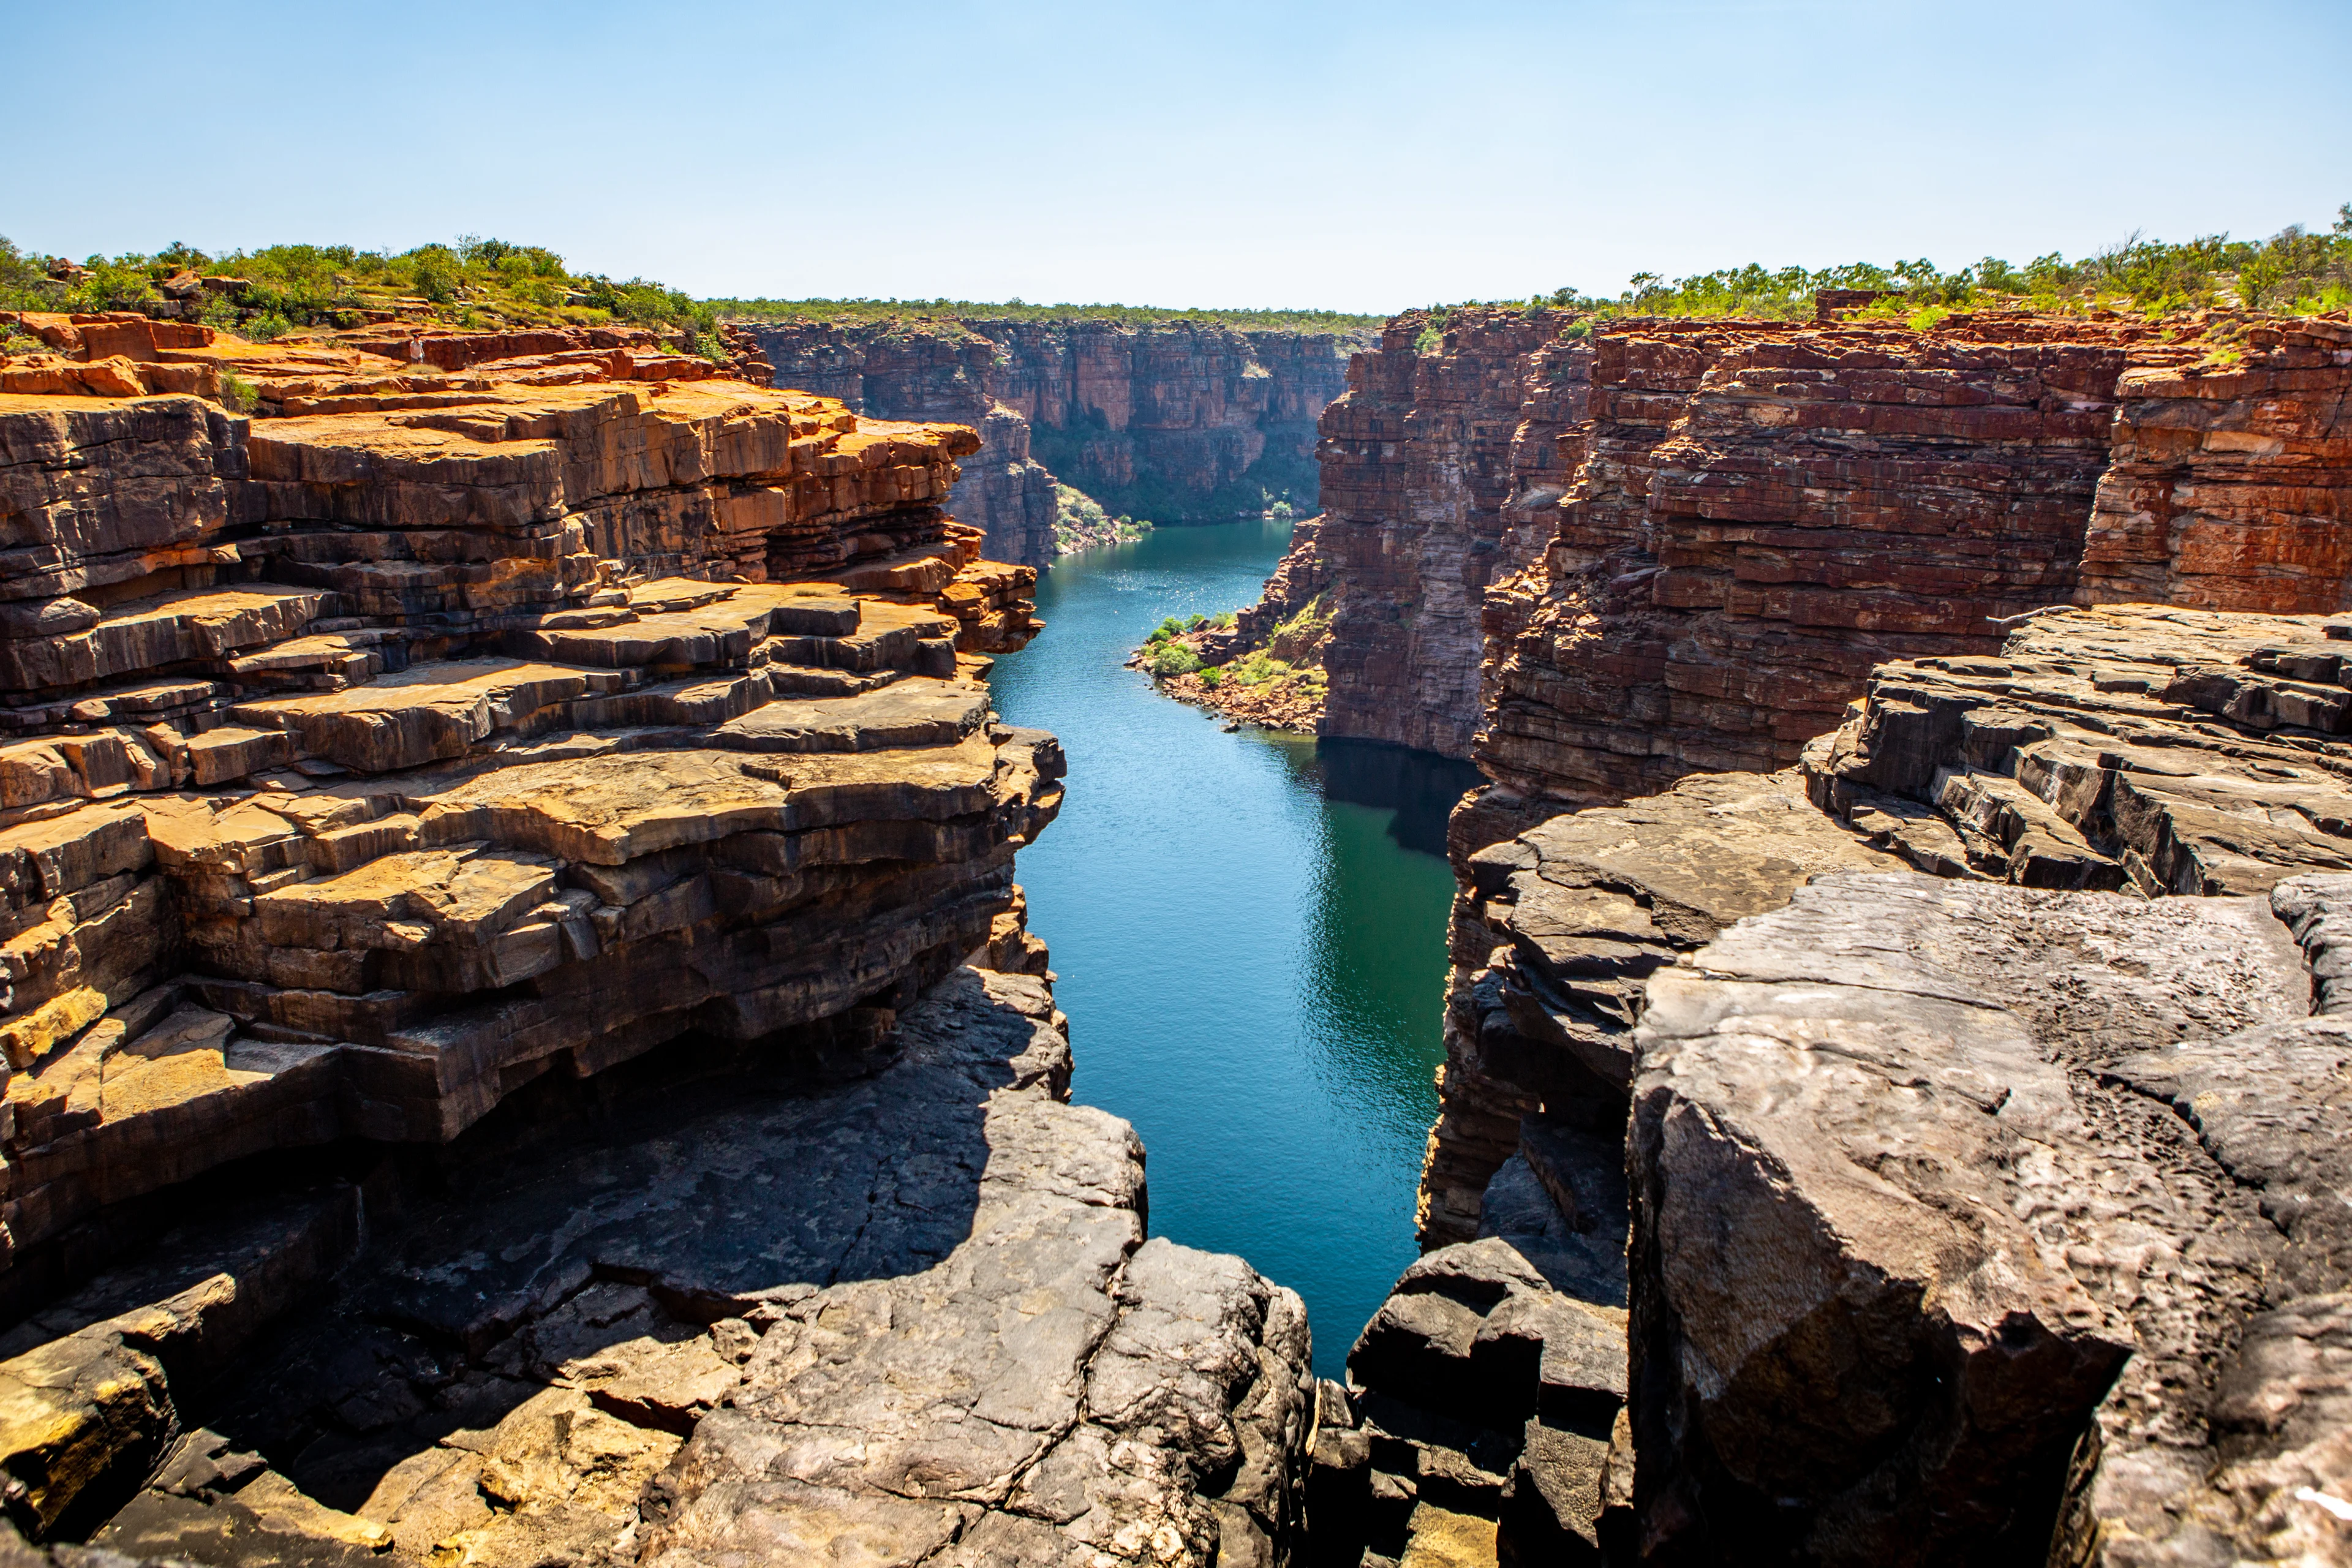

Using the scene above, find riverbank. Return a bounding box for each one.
[1128,586,1335,733]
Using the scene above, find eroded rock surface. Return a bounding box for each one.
[1806,603,2352,895]
[1420,771,1897,1248]
[1310,1237,1628,1568]
[0,327,1055,1295]
[10,967,1311,1567]
[1629,872,2348,1566]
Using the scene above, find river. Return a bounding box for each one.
[983,518,1480,1376]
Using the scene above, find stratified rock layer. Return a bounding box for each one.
[1285,308,1590,759]
[2078,318,2352,610]
[0,327,1057,1298]
[747,317,1364,563]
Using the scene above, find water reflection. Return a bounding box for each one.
[984,523,1472,1374]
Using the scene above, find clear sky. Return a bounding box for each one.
[9,0,2348,314]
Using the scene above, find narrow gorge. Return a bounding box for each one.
[734,315,1364,567]
[2,251,2350,1568]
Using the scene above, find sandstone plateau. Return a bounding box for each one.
[745,317,1365,565]
[0,312,1317,1567]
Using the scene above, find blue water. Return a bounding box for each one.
[984,519,1479,1376]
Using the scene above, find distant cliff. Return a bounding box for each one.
[740,316,1366,565]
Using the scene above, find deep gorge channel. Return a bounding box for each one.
[986,519,1477,1376]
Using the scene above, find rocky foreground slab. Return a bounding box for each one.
[0,965,1311,1567]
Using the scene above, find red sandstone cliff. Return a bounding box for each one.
[744,317,1363,565]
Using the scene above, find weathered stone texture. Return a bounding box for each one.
[1630,872,2348,1567]
[0,326,1042,1294]
[1295,307,1589,760]
[1804,603,2352,895]
[1478,315,2203,805]
[2078,318,2352,611]
[1419,771,1898,1250]
[1311,1237,1628,1567]
[2,967,1313,1567]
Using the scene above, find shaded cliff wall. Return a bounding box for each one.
[744,318,1362,566]
[737,319,1060,568]
[1293,307,1591,758]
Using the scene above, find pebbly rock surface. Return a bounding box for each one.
[745,317,1365,564]
[1629,871,2351,1566]
[3,964,1315,1567]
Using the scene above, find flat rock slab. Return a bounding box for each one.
[89,967,1311,1568]
[714,676,992,753]
[1629,870,2343,1566]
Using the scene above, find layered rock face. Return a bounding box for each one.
[738,320,1060,568]
[1477,314,2204,804]
[1376,605,2352,1566]
[1276,308,1590,759]
[0,315,1336,1568]
[2078,318,2352,610]
[0,319,1054,1293]
[745,317,1363,564]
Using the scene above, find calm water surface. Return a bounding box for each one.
[984,519,1479,1375]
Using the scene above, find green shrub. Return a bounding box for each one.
[1148,643,1202,678]
[1200,668,1223,690]
[243,312,293,342]
[216,370,260,413]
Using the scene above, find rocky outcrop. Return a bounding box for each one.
[1419,771,1898,1249]
[1477,314,2213,805]
[1308,1237,1629,1566]
[1631,872,2350,1566]
[1804,603,2352,894]
[736,320,1060,568]
[0,317,1343,1568]
[6,965,1317,1567]
[2078,318,2352,610]
[744,317,1363,565]
[1372,599,2352,1566]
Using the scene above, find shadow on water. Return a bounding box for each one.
[986,522,1476,1374]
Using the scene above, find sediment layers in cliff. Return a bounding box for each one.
[745,317,1362,565]
[1349,605,2352,1566]
[0,316,1314,1566]
[1232,308,1592,759]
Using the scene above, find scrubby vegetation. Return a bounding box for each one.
[1052,483,1153,554]
[1417,205,2352,327]
[710,295,1382,333]
[1139,599,1329,725]
[0,233,733,362]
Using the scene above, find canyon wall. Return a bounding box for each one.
[744,317,1363,565]
[1301,308,1592,758]
[0,315,1317,1567]
[1291,305,2352,1564]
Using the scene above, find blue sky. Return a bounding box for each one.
[9,0,2348,312]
